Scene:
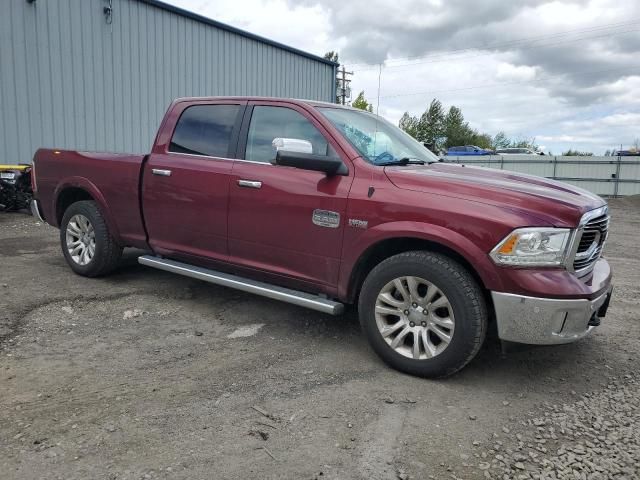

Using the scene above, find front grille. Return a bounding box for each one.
[572,210,609,275]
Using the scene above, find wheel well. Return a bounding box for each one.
[347,237,489,305]
[56,187,94,225]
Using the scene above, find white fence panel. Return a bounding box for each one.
[561,180,615,197]
[501,157,555,177]
[443,155,640,197]
[554,158,617,179]
[617,182,640,196]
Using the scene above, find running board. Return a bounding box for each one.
[138,255,344,315]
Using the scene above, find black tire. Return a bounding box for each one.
[358,251,487,378]
[60,200,122,277]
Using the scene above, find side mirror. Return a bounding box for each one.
[272,137,313,155]
[275,150,347,176]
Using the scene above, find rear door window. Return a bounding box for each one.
[244,106,329,163]
[169,104,241,157]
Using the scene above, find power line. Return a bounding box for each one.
[347,18,640,68]
[375,63,382,114]
[379,65,640,99]
[353,28,639,72]
[347,21,640,72]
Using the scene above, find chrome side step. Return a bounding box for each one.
[138,255,344,315]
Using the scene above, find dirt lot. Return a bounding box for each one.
[1,198,639,480]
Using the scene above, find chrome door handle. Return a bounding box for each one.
[237,180,262,189]
[152,169,172,177]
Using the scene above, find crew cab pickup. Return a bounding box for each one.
[31,97,613,378]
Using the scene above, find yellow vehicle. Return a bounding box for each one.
[0,164,32,212]
[0,164,31,171]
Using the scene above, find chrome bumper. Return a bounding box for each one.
[30,199,45,222]
[491,287,612,345]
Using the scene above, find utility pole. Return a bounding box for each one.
[338,65,353,105]
[376,63,382,115]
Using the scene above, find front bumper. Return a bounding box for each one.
[491,286,613,345]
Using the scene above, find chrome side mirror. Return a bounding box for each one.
[272,137,313,155]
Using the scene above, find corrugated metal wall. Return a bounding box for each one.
[0,0,336,162]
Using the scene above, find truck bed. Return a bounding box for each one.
[33,149,149,249]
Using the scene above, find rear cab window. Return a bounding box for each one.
[169,104,241,158]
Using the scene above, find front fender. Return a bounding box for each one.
[52,177,122,244]
[338,221,504,300]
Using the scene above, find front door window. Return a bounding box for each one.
[245,106,329,163]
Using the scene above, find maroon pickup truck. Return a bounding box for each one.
[30,97,613,377]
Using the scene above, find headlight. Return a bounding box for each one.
[490,227,572,266]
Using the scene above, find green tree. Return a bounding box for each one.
[469,131,493,150]
[417,99,445,149]
[512,137,539,150]
[398,112,420,139]
[400,101,542,153]
[563,149,593,156]
[352,91,374,112]
[492,131,511,149]
[323,51,339,63]
[443,106,473,148]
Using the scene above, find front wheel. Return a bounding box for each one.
[60,200,122,277]
[358,251,487,378]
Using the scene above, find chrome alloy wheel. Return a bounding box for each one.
[65,214,96,266]
[375,276,455,360]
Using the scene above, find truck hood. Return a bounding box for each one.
[384,163,605,227]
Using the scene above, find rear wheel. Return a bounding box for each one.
[60,200,122,277]
[358,251,487,378]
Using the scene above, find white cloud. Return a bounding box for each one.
[169,0,335,56]
[601,112,640,126]
[495,63,538,81]
[166,0,639,154]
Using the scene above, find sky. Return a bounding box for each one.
[167,0,639,155]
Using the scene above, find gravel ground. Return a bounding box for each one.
[478,374,639,479]
[0,198,639,480]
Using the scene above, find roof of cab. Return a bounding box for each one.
[171,96,357,110]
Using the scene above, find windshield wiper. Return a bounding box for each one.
[377,157,430,166]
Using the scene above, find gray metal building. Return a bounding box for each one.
[0,0,337,163]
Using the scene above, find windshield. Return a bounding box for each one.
[318,107,440,165]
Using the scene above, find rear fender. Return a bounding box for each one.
[53,177,122,244]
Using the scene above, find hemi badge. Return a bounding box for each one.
[348,219,368,229]
[312,209,340,228]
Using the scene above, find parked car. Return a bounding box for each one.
[496,148,543,155]
[447,145,494,156]
[615,150,640,156]
[31,97,613,378]
[0,164,33,212]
